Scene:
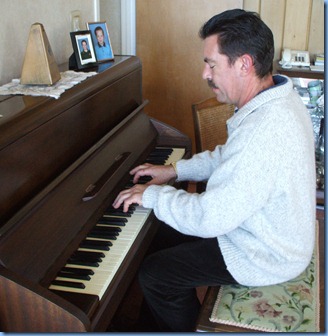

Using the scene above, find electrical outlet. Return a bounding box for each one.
[70,10,82,32]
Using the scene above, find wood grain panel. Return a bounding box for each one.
[245,0,324,63]
[243,0,260,12]
[308,0,325,58]
[136,0,242,152]
[259,0,286,61]
[283,0,312,50]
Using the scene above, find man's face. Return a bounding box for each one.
[96,30,104,45]
[202,35,240,105]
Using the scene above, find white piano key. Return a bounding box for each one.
[164,147,185,165]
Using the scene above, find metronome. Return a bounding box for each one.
[20,23,61,85]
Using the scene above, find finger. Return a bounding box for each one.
[130,163,152,175]
[122,198,135,213]
[133,168,154,184]
[113,186,142,210]
[112,196,123,209]
[112,189,131,209]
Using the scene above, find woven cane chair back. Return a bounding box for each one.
[192,97,235,153]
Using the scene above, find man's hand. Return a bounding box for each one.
[112,163,177,212]
[130,163,177,185]
[112,184,148,212]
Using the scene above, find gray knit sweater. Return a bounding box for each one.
[142,75,316,286]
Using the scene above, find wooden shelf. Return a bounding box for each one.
[276,62,324,80]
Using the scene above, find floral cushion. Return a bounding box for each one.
[210,246,319,332]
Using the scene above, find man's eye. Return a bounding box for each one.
[210,64,216,69]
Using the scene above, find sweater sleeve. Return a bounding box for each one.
[173,145,225,182]
[142,110,282,237]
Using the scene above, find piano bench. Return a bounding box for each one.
[195,219,324,333]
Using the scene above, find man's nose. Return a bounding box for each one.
[202,66,211,81]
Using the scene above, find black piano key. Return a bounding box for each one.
[94,226,122,233]
[52,279,85,289]
[58,271,91,281]
[137,176,153,184]
[107,203,136,212]
[80,239,112,250]
[149,152,167,158]
[148,156,169,162]
[145,158,166,164]
[98,218,127,226]
[110,206,133,213]
[62,267,94,276]
[152,148,173,154]
[148,151,170,156]
[90,230,120,239]
[104,209,132,217]
[68,251,103,266]
[89,231,119,240]
[103,212,132,217]
[88,231,117,240]
[67,259,99,267]
[101,215,127,222]
[73,250,105,260]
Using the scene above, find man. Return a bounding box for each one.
[94,26,113,61]
[113,9,316,332]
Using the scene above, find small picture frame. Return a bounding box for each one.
[70,30,97,69]
[87,21,114,62]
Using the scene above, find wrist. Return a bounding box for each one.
[170,161,178,177]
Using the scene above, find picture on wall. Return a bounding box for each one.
[70,30,97,69]
[87,21,114,62]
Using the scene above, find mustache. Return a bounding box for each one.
[207,79,218,89]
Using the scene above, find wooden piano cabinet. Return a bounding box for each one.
[0,55,192,332]
[0,266,91,332]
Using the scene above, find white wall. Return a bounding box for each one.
[0,0,122,85]
[99,0,121,55]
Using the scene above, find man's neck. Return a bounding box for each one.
[237,74,274,108]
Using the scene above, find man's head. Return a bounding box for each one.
[199,9,274,78]
[199,9,274,106]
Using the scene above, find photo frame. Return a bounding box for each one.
[70,30,97,69]
[87,21,114,62]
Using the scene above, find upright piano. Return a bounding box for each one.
[0,56,191,332]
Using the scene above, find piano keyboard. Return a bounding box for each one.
[49,146,185,299]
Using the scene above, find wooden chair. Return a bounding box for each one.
[192,97,235,192]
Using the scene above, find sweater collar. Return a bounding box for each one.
[228,75,292,128]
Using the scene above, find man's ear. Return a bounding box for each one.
[239,54,254,75]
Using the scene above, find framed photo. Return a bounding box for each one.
[70,30,97,69]
[87,21,114,62]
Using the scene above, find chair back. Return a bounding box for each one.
[192,97,234,153]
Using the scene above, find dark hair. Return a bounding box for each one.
[199,9,274,77]
[94,26,104,35]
